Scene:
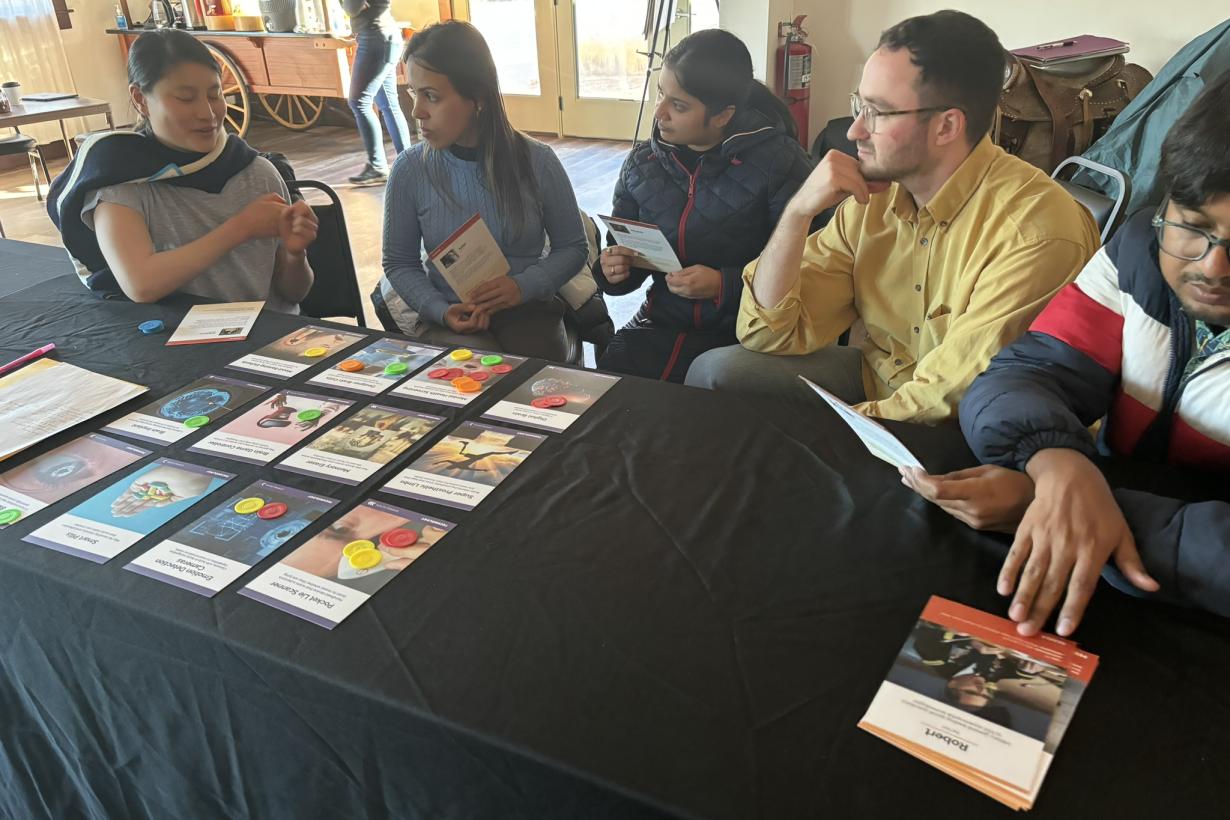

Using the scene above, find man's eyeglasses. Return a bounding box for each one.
[1152,199,1230,263]
[850,93,955,134]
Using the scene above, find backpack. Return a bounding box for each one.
[994,53,1152,173]
[1070,19,1230,213]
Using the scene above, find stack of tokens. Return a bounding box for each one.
[530,396,568,409]
[451,376,482,394]
[342,539,383,570]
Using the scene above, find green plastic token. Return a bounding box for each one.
[183,415,211,429]
[0,509,22,525]
[383,362,409,376]
[296,409,323,422]
[480,355,503,366]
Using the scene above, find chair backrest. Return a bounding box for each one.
[288,179,366,327]
[1052,156,1132,244]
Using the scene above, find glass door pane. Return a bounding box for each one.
[573,0,647,100]
[465,0,560,134]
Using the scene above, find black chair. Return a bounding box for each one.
[1,132,51,203]
[1051,156,1132,244]
[288,179,367,327]
[810,115,857,161]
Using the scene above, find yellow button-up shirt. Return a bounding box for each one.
[737,137,1100,424]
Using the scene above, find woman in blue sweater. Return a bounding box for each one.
[373,21,589,361]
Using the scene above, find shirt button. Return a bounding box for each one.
[940,221,948,228]
[913,326,920,334]
[920,238,929,246]
[894,358,904,366]
[914,284,922,292]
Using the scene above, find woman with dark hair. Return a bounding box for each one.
[342,0,412,185]
[595,28,816,382]
[47,29,316,310]
[373,21,589,360]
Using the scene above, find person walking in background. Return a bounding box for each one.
[344,0,413,186]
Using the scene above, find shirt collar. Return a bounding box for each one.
[888,135,1000,226]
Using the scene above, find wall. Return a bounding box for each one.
[391,0,442,27]
[60,4,144,129]
[792,1,1230,144]
[720,0,794,89]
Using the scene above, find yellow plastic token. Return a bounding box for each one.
[347,549,383,570]
[303,346,328,358]
[449,348,473,361]
[343,539,376,557]
[233,497,266,515]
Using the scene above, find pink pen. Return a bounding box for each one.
[0,343,57,378]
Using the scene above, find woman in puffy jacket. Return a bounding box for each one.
[595,28,816,382]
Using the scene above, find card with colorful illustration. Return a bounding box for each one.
[188,389,353,465]
[125,480,338,597]
[239,499,454,629]
[389,348,526,407]
[306,338,445,396]
[104,374,268,445]
[278,405,444,485]
[0,434,150,528]
[23,458,233,563]
[227,326,367,379]
[381,420,545,511]
[484,365,620,432]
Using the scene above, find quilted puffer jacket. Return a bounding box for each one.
[594,106,815,356]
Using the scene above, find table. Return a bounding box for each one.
[1,275,1228,820]
[0,238,74,299]
[0,96,115,160]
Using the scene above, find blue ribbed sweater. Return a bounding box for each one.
[378,139,587,326]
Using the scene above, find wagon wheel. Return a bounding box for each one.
[204,43,251,137]
[258,94,326,130]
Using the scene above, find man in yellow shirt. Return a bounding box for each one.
[685,11,1100,424]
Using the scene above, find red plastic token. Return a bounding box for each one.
[257,502,289,520]
[428,368,452,379]
[470,371,490,382]
[381,528,419,548]
[545,396,568,407]
[444,368,466,379]
[530,398,553,409]
[489,364,513,375]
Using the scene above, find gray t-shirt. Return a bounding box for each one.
[82,156,298,313]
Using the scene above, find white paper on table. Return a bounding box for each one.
[598,215,683,274]
[799,376,923,470]
[428,214,511,301]
[166,302,264,346]
[0,359,147,462]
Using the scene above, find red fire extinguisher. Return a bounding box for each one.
[775,15,812,148]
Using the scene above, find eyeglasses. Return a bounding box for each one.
[850,93,954,134]
[1151,200,1230,263]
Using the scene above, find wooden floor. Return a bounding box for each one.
[0,121,642,330]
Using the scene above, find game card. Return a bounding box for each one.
[166,302,263,345]
[306,338,445,396]
[484,365,620,432]
[240,499,454,629]
[278,405,443,485]
[389,349,526,407]
[228,326,367,379]
[0,434,150,528]
[189,389,353,465]
[381,420,545,511]
[125,480,338,597]
[104,374,268,445]
[23,458,233,563]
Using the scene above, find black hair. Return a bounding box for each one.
[127,29,219,92]
[877,10,1005,145]
[1159,68,1230,209]
[663,29,796,139]
[404,21,537,238]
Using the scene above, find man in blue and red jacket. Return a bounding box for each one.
[903,69,1230,637]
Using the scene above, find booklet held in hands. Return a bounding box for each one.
[428,214,510,301]
[799,376,922,469]
[598,215,682,273]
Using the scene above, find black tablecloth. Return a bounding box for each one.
[1,276,1227,820]
[0,238,74,300]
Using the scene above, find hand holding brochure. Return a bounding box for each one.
[799,375,923,469]
[598,215,682,273]
[428,214,511,301]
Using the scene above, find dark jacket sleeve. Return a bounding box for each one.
[1104,490,1230,618]
[960,331,1117,470]
[592,155,654,297]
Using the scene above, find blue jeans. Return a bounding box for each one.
[348,30,411,171]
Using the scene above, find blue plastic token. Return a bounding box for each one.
[138,320,164,335]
